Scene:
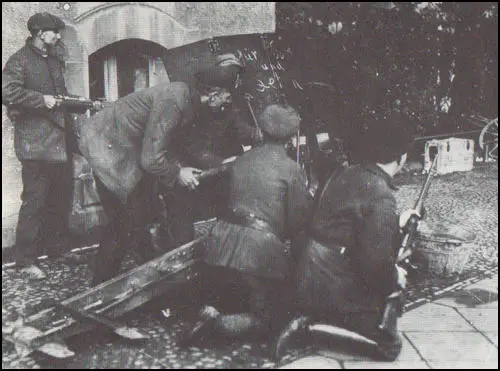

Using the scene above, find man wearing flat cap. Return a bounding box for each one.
[2,12,88,280]
[180,104,313,348]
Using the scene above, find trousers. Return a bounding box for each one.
[15,159,73,266]
[92,175,161,285]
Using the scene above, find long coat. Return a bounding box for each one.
[77,82,193,203]
[2,38,70,163]
[296,164,402,316]
[205,143,313,280]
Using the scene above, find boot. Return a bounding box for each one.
[178,305,221,347]
[374,331,403,361]
[275,316,312,361]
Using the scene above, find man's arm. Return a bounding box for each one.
[140,96,201,190]
[2,56,46,109]
[357,197,401,296]
[140,97,183,188]
[286,167,314,237]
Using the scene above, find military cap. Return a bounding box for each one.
[27,12,66,33]
[196,53,244,90]
[259,104,301,141]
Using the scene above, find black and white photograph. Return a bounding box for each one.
[2,2,498,369]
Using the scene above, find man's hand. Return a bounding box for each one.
[43,95,57,109]
[399,208,422,229]
[178,167,202,190]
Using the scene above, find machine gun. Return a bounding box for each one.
[54,95,108,111]
[378,154,439,333]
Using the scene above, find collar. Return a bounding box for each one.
[26,37,64,61]
[364,163,398,190]
[26,37,49,58]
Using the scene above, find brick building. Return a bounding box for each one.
[2,2,275,247]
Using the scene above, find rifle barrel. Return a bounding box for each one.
[414,155,438,212]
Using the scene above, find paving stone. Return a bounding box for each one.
[456,307,498,332]
[427,360,499,369]
[483,332,498,347]
[399,303,475,331]
[466,277,498,293]
[317,334,421,362]
[343,360,430,369]
[279,355,342,369]
[432,288,498,308]
[405,332,498,362]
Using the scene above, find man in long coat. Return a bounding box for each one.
[2,12,92,279]
[181,104,313,347]
[279,113,421,361]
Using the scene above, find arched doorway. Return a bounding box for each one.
[89,39,170,102]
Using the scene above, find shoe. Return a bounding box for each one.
[275,316,312,361]
[178,305,220,347]
[373,332,403,361]
[19,264,47,280]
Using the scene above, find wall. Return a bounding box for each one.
[2,2,275,248]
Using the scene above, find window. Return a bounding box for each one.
[88,39,170,102]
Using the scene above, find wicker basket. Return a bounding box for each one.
[413,224,476,276]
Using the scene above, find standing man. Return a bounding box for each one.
[181,104,313,347]
[2,12,89,279]
[78,80,243,286]
[279,113,421,361]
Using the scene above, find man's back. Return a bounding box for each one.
[229,143,306,237]
[78,82,192,202]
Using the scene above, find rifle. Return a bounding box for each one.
[397,154,439,266]
[378,154,438,333]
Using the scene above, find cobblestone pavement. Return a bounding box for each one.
[2,163,498,369]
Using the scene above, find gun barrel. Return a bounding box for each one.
[413,155,438,212]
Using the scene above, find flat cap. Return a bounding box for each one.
[27,12,66,33]
[259,104,301,141]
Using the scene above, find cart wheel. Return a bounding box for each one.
[479,117,498,160]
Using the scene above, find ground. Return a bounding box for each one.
[2,163,498,369]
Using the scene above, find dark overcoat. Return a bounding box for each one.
[296,164,402,316]
[2,38,70,162]
[205,143,313,280]
[77,82,193,203]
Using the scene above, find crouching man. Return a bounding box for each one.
[279,112,421,361]
[78,82,208,286]
[180,104,313,347]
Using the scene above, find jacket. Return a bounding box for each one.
[179,104,261,169]
[2,37,70,162]
[296,164,402,315]
[205,143,313,280]
[77,82,193,203]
